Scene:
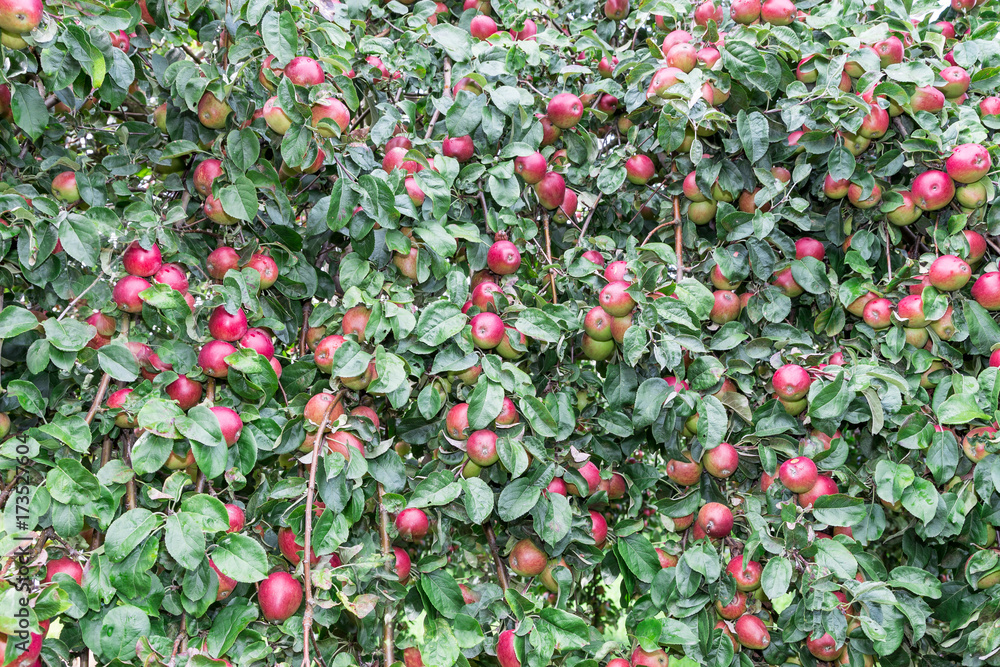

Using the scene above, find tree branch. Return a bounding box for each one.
[84,373,112,425]
[542,212,557,303]
[378,484,395,666]
[301,391,343,667]
[299,302,312,357]
[576,194,603,243]
[484,522,510,591]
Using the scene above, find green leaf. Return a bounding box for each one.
[736,110,769,163]
[419,569,465,619]
[467,380,503,430]
[617,532,661,584]
[219,176,258,221]
[11,84,49,141]
[261,10,298,63]
[430,24,472,62]
[9,380,45,416]
[165,512,206,570]
[514,309,560,343]
[0,306,42,338]
[760,557,792,600]
[812,494,868,526]
[211,534,269,582]
[98,342,140,382]
[106,509,162,562]
[100,606,150,661]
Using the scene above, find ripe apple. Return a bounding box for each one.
[393,546,411,584]
[497,630,521,667]
[896,294,927,326]
[153,263,188,292]
[730,0,761,23]
[537,114,561,146]
[304,391,346,425]
[696,502,733,538]
[52,171,80,203]
[193,159,224,198]
[246,253,279,288]
[285,56,325,85]
[646,67,683,100]
[798,473,838,506]
[625,155,655,185]
[567,461,601,496]
[692,0,723,25]
[666,43,697,73]
[166,375,203,410]
[734,615,770,650]
[514,151,547,184]
[210,559,237,601]
[258,571,303,622]
[240,327,275,359]
[772,364,811,401]
[0,0,42,34]
[208,305,249,342]
[709,290,740,325]
[86,312,117,337]
[584,306,613,342]
[604,0,629,19]
[726,555,762,591]
[806,633,844,661]
[963,426,997,462]
[225,504,245,532]
[113,275,151,313]
[760,0,794,25]
[946,143,991,183]
[697,47,721,68]
[911,85,945,113]
[859,103,889,138]
[534,171,566,209]
[442,135,475,163]
[599,281,635,317]
[772,267,803,297]
[874,36,904,66]
[704,442,739,478]
[928,254,971,291]
[210,406,243,446]
[207,246,240,279]
[469,14,496,39]
[936,66,970,98]
[582,334,614,360]
[471,312,504,349]
[510,18,536,40]
[311,98,350,136]
[667,453,702,486]
[823,173,849,199]
[716,590,747,619]
[508,538,548,576]
[547,93,584,129]
[554,188,578,223]
[467,429,499,466]
[972,273,1000,310]
[198,339,236,378]
[197,92,231,129]
[263,96,292,135]
[395,507,429,541]
[863,297,892,329]
[44,557,83,585]
[965,230,987,265]
[912,170,955,210]
[598,56,619,78]
[487,240,521,275]
[886,190,921,226]
[980,97,1000,116]
[779,456,818,493]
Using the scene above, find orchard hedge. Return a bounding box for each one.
[1,0,1000,666]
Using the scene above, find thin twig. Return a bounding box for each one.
[378,484,395,666]
[885,225,893,281]
[302,392,343,667]
[299,303,312,357]
[672,197,683,280]
[424,58,452,140]
[484,522,510,591]
[542,213,557,303]
[576,194,603,242]
[84,373,112,425]
[57,276,102,321]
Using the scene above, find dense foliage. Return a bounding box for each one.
[4,0,1000,665]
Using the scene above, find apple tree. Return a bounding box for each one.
[2,0,1000,665]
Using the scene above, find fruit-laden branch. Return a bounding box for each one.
[576,193,603,242]
[301,392,342,667]
[484,521,510,590]
[378,483,395,666]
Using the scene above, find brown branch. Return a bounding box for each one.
[673,196,683,281]
[542,213,557,303]
[84,373,112,425]
[302,391,343,667]
[299,302,312,357]
[484,522,510,591]
[124,432,137,511]
[576,194,603,243]
[168,614,186,667]
[424,58,452,140]
[90,437,114,549]
[378,484,395,666]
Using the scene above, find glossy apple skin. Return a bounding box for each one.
[258,571,303,622]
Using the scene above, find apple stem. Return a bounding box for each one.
[302,391,343,667]
[484,521,510,590]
